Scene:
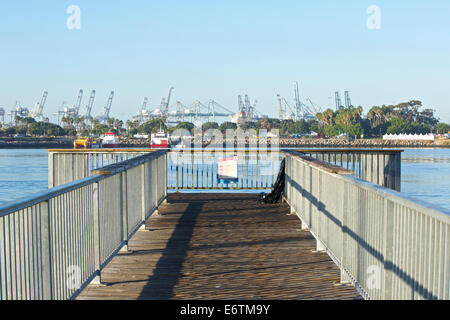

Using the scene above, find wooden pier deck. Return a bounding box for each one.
[77,193,361,300]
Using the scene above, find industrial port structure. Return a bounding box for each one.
[0,83,356,129]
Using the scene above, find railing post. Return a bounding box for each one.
[48,153,55,188]
[40,200,53,300]
[120,171,129,252]
[176,156,179,193]
[153,157,159,216]
[140,163,147,229]
[163,152,168,203]
[383,199,395,299]
[340,183,351,284]
[91,182,102,285]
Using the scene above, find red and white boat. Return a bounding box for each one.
[151,131,170,149]
[101,132,120,148]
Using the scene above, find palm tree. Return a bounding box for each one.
[106,118,114,129]
[126,120,133,133]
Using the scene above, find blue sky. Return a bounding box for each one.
[0,0,449,123]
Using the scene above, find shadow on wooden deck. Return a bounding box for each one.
[77,193,361,300]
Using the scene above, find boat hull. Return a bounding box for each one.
[102,143,120,148]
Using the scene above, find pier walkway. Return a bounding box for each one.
[77,193,361,300]
[2,149,448,300]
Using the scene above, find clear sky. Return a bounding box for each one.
[0,0,449,123]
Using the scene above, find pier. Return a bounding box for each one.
[0,148,449,300]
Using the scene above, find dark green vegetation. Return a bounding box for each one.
[1,100,448,139]
[316,100,448,138]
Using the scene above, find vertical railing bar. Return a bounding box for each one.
[40,200,52,300]
[92,182,101,285]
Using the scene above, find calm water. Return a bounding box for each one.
[0,149,449,211]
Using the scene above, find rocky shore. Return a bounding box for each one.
[1,137,449,149]
[0,137,73,149]
[120,137,450,148]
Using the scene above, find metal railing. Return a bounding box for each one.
[284,150,450,300]
[167,150,283,191]
[0,150,167,300]
[294,149,402,191]
[48,149,155,188]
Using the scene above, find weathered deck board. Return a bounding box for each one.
[77,193,361,300]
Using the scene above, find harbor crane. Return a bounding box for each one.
[53,89,84,120]
[277,95,297,120]
[335,92,344,110]
[30,91,48,121]
[344,91,353,109]
[8,101,30,125]
[74,89,83,118]
[0,107,5,127]
[306,99,322,114]
[97,91,115,123]
[294,82,302,121]
[160,87,174,118]
[277,82,318,121]
[132,97,151,124]
[84,90,96,119]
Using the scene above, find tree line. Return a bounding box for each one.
[1,100,449,139]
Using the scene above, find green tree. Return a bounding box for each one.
[219,122,237,133]
[5,127,16,135]
[324,125,340,137]
[436,122,450,134]
[138,119,167,134]
[202,122,219,132]
[174,122,195,134]
[386,118,414,134]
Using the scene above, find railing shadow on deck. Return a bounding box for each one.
[136,201,203,300]
[285,172,438,300]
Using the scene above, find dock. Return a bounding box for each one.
[1,148,448,301]
[77,193,361,300]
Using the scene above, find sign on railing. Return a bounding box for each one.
[167,150,283,191]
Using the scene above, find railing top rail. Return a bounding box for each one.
[0,175,101,217]
[283,150,353,175]
[284,150,450,223]
[0,150,168,218]
[91,150,167,175]
[293,148,404,154]
[47,148,156,153]
[168,149,282,154]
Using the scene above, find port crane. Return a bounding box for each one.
[277,82,318,121]
[132,97,150,123]
[97,91,115,123]
[277,95,297,120]
[74,89,83,118]
[306,99,322,114]
[84,90,96,119]
[8,101,30,125]
[0,107,5,127]
[161,87,174,117]
[30,91,48,121]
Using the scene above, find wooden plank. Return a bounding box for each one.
[77,193,361,300]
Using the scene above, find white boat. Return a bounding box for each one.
[151,131,170,149]
[101,132,120,148]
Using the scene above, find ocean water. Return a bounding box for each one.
[0,148,449,212]
[0,149,48,205]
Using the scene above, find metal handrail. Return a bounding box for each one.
[284,150,450,300]
[0,150,168,300]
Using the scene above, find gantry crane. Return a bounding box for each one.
[84,90,96,119]
[30,91,48,120]
[97,91,115,123]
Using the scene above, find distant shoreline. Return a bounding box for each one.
[1,137,449,149]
